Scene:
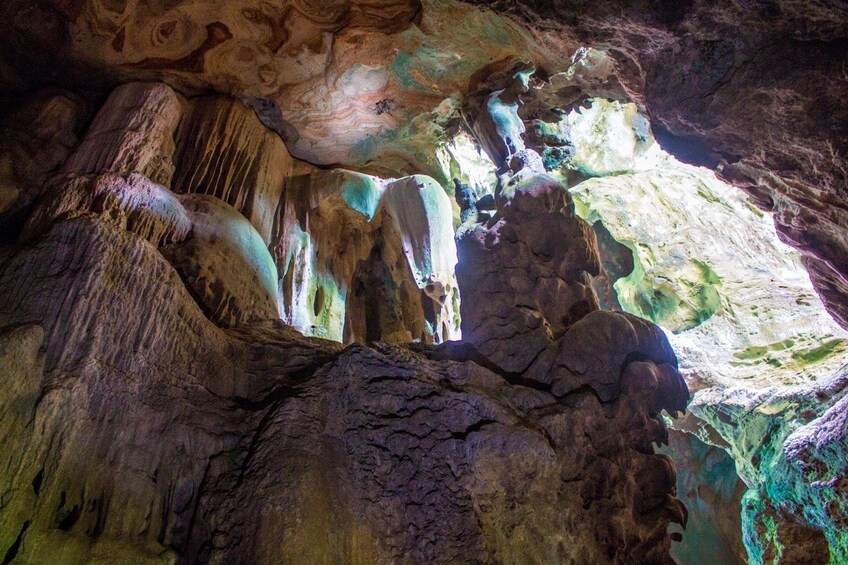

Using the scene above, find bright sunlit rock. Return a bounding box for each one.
[565,99,848,391]
[437,129,498,198]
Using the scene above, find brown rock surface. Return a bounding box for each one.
[0,213,686,563]
[0,72,689,563]
[275,169,460,344]
[2,1,846,331]
[0,3,716,561]
[173,95,293,244]
[0,90,90,242]
[456,172,601,373]
[63,81,182,186]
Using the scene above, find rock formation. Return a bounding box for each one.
[0,0,845,562]
[461,0,848,333]
[276,168,461,344]
[0,72,688,562]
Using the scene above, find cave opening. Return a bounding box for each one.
[1,1,846,562]
[441,86,848,563]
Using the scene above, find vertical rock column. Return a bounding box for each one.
[456,172,601,373]
[273,169,461,344]
[63,81,183,186]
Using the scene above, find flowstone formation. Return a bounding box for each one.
[1,0,846,562]
[0,26,689,565]
[276,169,460,343]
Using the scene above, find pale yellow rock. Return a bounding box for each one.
[566,100,848,391]
[0,324,45,564]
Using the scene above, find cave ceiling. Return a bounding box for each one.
[5,0,845,328]
[1,1,848,563]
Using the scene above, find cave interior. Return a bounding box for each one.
[0,1,847,563]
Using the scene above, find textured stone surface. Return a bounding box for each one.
[456,172,601,374]
[20,81,460,343]
[459,0,848,333]
[660,427,747,565]
[173,94,293,244]
[524,94,848,562]
[24,172,279,329]
[3,0,847,332]
[693,371,848,563]
[3,0,554,183]
[566,100,848,392]
[0,213,686,563]
[553,97,848,563]
[5,0,846,560]
[63,81,182,186]
[0,72,688,562]
[275,169,460,344]
[0,90,89,242]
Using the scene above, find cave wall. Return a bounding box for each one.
[0,72,688,565]
[0,213,684,562]
[1,0,846,562]
[461,0,848,331]
[4,0,846,329]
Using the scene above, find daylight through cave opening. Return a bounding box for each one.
[1,1,847,562]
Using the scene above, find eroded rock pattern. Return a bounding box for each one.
[0,74,688,562]
[5,0,845,561]
[456,172,601,373]
[275,169,461,344]
[460,0,848,334]
[2,0,847,334]
[0,216,686,562]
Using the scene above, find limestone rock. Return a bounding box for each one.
[22,172,192,246]
[0,3,741,560]
[693,371,848,563]
[0,215,686,563]
[3,0,848,334]
[560,96,848,559]
[456,172,600,373]
[173,95,293,244]
[161,194,280,328]
[381,175,460,340]
[24,172,279,329]
[62,81,183,186]
[460,0,848,332]
[38,79,463,343]
[275,169,381,340]
[0,90,88,241]
[471,69,531,169]
[660,427,747,565]
[275,169,460,344]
